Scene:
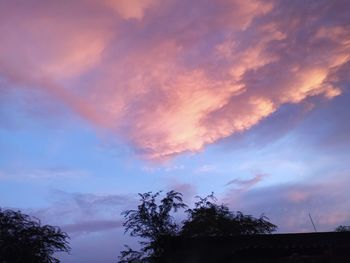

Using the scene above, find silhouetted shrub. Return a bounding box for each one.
[0,208,70,263]
[119,191,277,263]
[335,225,350,232]
[181,193,277,237]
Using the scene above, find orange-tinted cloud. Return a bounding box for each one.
[1,0,349,160]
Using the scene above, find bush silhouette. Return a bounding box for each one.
[0,208,70,263]
[335,225,350,232]
[119,191,276,263]
[181,193,277,237]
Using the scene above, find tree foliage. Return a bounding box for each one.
[119,191,187,262]
[119,191,277,263]
[335,225,350,232]
[0,208,70,263]
[181,193,277,237]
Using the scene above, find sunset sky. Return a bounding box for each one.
[1,0,350,262]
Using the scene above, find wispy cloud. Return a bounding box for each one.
[0,168,88,181]
[223,172,350,232]
[62,219,123,234]
[28,190,135,236]
[225,173,267,189]
[23,190,134,261]
[195,164,217,174]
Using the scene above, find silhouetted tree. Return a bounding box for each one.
[119,191,187,263]
[335,225,350,232]
[119,191,277,262]
[0,208,70,263]
[181,193,277,237]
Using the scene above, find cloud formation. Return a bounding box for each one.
[223,172,350,232]
[29,190,135,235]
[62,219,122,234]
[226,173,267,189]
[1,0,349,159]
[23,190,134,262]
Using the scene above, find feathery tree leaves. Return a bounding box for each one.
[119,191,277,262]
[181,193,277,237]
[119,191,187,262]
[0,208,70,263]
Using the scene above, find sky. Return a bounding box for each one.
[0,0,350,262]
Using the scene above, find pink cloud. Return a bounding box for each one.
[104,0,158,19]
[1,0,349,159]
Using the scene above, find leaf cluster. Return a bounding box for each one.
[181,193,277,237]
[120,191,186,262]
[119,191,277,263]
[0,208,70,263]
[335,225,350,232]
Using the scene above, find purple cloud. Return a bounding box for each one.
[224,173,350,232]
[62,219,123,234]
